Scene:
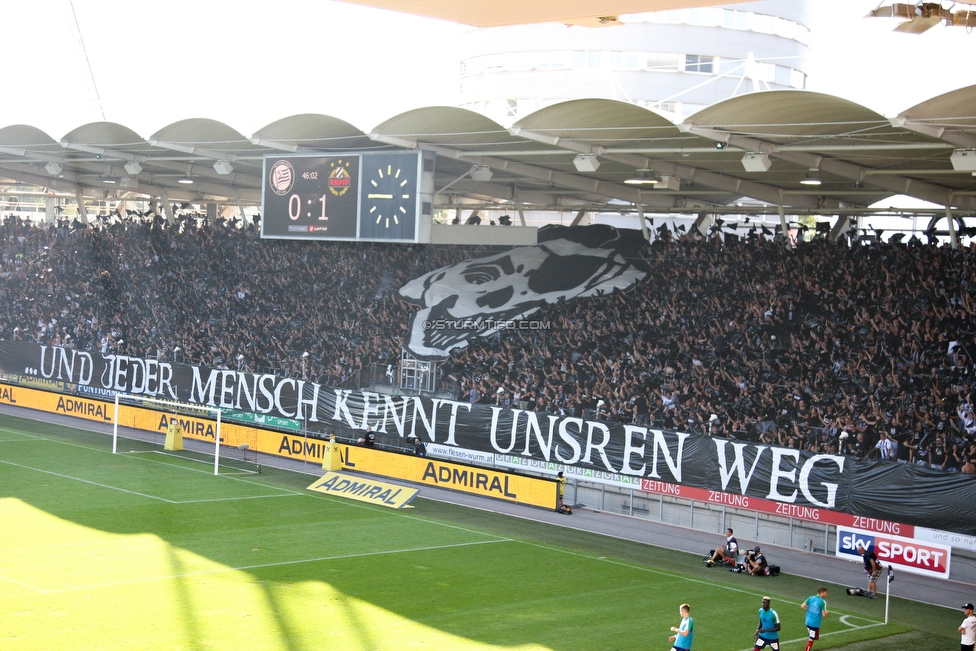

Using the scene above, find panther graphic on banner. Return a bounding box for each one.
[397,225,649,360]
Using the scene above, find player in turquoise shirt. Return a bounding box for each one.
[801,587,829,651]
[753,596,781,651]
[669,603,694,650]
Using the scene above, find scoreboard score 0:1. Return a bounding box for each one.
[261,156,360,239]
[260,151,426,243]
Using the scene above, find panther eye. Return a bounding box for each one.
[463,264,501,285]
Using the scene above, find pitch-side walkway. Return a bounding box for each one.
[2,402,971,611]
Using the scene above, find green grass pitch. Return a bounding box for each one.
[0,412,959,650]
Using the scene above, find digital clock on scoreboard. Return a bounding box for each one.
[261,151,431,243]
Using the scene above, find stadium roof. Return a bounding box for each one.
[0,86,974,215]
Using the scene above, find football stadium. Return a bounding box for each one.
[2,1,976,650]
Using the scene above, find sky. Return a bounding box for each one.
[0,0,973,140]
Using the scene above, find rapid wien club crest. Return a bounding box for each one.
[329,159,352,196]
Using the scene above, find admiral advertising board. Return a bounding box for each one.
[835,526,951,579]
[331,443,558,510]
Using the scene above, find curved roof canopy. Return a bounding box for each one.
[0,86,973,213]
[336,0,738,27]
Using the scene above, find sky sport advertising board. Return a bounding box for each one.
[835,526,951,579]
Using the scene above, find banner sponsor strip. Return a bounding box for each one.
[639,478,914,537]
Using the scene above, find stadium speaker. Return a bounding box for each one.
[213,160,234,175]
[124,161,143,175]
[470,165,493,181]
[950,149,976,172]
[573,154,600,172]
[741,153,771,172]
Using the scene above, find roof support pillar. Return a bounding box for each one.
[946,193,959,250]
[45,196,57,225]
[569,209,587,227]
[515,193,527,227]
[159,188,176,226]
[74,187,89,226]
[828,215,850,243]
[636,190,648,242]
[778,200,790,244]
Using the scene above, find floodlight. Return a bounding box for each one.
[624,169,660,185]
[950,149,976,172]
[178,175,194,184]
[123,161,142,175]
[470,165,493,181]
[44,162,62,176]
[800,170,823,186]
[573,154,600,172]
[741,152,771,172]
[213,160,234,175]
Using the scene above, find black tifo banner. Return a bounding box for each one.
[3,341,976,535]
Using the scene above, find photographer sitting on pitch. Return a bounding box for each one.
[705,528,739,567]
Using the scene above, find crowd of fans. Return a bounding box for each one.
[2,212,976,473]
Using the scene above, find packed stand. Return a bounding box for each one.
[1,213,975,472]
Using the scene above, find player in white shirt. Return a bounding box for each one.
[959,603,975,651]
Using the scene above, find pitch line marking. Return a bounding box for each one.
[175,494,300,504]
[734,621,886,651]
[515,539,885,627]
[0,458,178,503]
[0,458,295,505]
[42,538,514,594]
[118,450,300,496]
[0,572,47,593]
[0,425,299,497]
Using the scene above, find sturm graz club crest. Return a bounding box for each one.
[269,159,295,196]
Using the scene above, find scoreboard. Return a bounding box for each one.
[261,150,434,243]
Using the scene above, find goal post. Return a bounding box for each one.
[111,393,258,475]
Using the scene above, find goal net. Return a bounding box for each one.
[111,393,260,475]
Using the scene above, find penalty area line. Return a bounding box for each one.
[0,458,177,503]
[0,572,48,594]
[0,458,292,505]
[42,538,514,594]
[2,426,301,498]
